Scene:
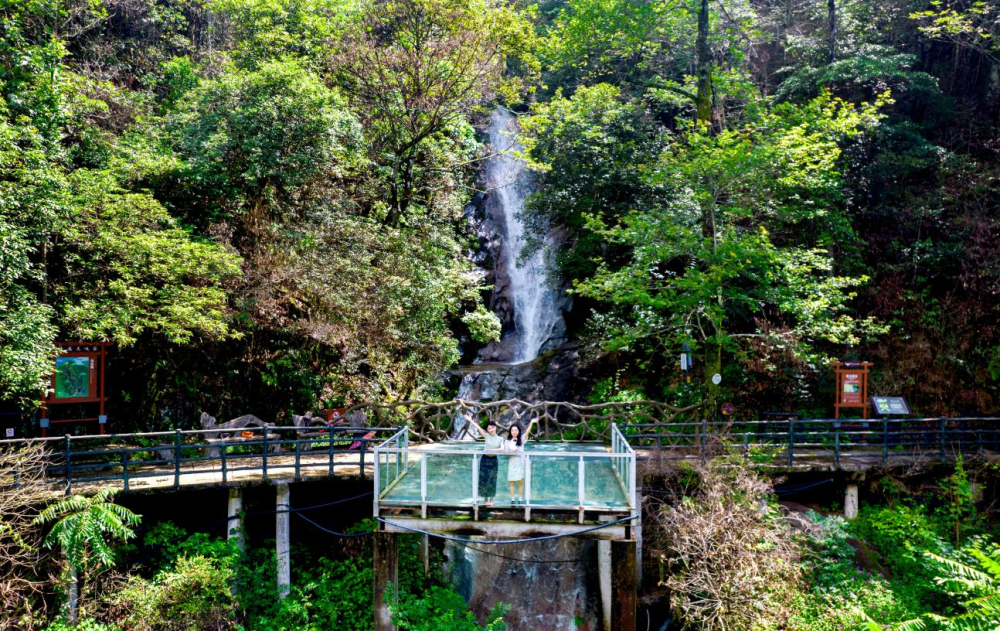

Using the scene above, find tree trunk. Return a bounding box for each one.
[695,0,713,124]
[67,563,79,625]
[828,0,836,64]
[703,331,722,423]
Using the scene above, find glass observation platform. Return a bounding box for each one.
[373,427,636,522]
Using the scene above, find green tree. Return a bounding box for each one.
[33,489,140,624]
[571,92,888,412]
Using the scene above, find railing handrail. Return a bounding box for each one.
[0,425,402,447]
[375,446,627,459]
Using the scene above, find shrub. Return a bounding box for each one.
[789,513,922,631]
[654,461,802,631]
[105,555,237,630]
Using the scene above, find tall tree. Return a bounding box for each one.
[695,0,713,124]
[332,0,538,225]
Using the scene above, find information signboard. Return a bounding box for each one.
[833,361,873,419]
[871,396,911,416]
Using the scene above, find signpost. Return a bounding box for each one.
[40,342,110,437]
[832,361,873,419]
[721,403,735,417]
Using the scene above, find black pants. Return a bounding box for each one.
[479,455,498,498]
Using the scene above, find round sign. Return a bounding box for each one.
[721,403,735,417]
[711,373,722,385]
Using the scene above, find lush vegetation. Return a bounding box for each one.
[1,0,998,425]
[647,456,1000,631]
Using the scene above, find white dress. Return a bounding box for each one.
[504,438,525,481]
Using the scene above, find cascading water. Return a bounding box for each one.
[452,107,566,430]
[485,107,563,364]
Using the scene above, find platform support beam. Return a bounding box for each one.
[374,530,399,631]
[844,483,859,520]
[227,488,244,552]
[598,539,612,631]
[421,533,430,577]
[276,483,291,598]
[612,540,637,631]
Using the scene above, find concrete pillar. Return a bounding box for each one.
[844,483,859,520]
[374,530,399,631]
[612,540,637,631]
[227,488,244,552]
[635,490,643,587]
[598,540,612,631]
[420,533,430,578]
[276,483,291,598]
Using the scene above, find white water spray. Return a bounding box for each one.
[485,108,562,363]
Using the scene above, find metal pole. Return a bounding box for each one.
[174,429,182,489]
[420,455,427,519]
[262,426,269,481]
[64,435,72,495]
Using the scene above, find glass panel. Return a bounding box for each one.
[585,457,629,507]
[423,451,474,504]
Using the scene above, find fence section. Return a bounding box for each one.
[623,417,1000,467]
[0,426,402,494]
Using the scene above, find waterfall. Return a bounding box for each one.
[484,108,562,364]
[452,108,565,430]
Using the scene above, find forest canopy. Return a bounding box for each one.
[0,0,998,422]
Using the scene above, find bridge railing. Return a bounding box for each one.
[0,425,403,494]
[623,417,1000,467]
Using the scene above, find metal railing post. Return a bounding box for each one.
[122,451,129,492]
[64,435,72,495]
[940,418,947,463]
[295,434,302,479]
[472,453,480,506]
[787,419,795,467]
[221,443,228,484]
[174,429,182,489]
[328,428,335,476]
[262,426,269,481]
[700,419,708,462]
[525,455,531,507]
[420,455,428,518]
[578,456,585,507]
[834,421,841,468]
[373,445,381,517]
[882,418,889,462]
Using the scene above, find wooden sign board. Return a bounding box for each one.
[871,396,911,416]
[41,342,110,436]
[833,361,873,419]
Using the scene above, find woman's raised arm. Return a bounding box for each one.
[522,418,539,442]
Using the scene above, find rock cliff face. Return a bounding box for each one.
[444,538,602,631]
[448,342,598,404]
[462,109,572,364]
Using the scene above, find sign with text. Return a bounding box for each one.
[871,397,911,416]
[833,361,873,419]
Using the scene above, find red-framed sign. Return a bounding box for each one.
[832,361,873,419]
[41,342,110,436]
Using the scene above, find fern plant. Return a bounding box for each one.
[33,488,141,623]
[866,543,1000,631]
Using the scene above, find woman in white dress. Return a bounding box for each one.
[466,419,504,506]
[503,418,537,505]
